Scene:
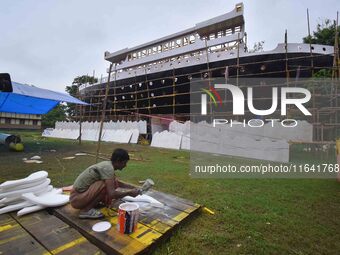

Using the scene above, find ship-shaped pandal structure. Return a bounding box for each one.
[79,3,338,141]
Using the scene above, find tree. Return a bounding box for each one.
[303,19,339,79]
[65,75,98,117]
[313,69,332,78]
[42,104,67,128]
[248,41,265,53]
[303,18,340,46]
[72,75,98,85]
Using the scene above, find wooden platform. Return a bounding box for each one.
[0,210,104,255]
[0,190,200,255]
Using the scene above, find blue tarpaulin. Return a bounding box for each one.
[0,82,87,114]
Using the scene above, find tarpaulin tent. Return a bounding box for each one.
[0,81,87,114]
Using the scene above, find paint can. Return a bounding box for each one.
[117,202,139,234]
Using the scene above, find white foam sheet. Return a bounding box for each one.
[46,120,148,139]
[122,194,163,207]
[42,129,79,140]
[170,120,312,143]
[169,121,190,136]
[101,129,116,142]
[138,120,147,134]
[82,129,99,141]
[151,131,182,150]
[102,129,133,143]
[0,171,48,190]
[190,122,289,162]
[180,134,190,150]
[0,179,51,199]
[165,120,315,162]
[22,189,69,207]
[115,130,133,143]
[130,129,139,144]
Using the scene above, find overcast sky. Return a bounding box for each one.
[0,0,338,92]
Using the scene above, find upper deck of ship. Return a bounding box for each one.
[104,3,245,69]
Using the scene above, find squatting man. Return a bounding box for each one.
[70,148,140,219]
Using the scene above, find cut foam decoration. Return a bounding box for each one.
[0,185,53,206]
[0,179,51,199]
[122,194,164,208]
[0,178,48,193]
[22,189,69,207]
[0,201,33,215]
[17,188,63,216]
[17,204,45,217]
[30,155,41,160]
[0,198,26,207]
[0,171,48,190]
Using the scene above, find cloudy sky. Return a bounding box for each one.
[0,0,338,92]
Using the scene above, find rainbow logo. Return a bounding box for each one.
[201,86,223,107]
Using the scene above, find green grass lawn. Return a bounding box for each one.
[0,130,339,255]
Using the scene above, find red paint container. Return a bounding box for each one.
[117,202,139,234]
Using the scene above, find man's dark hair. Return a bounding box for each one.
[111,148,130,163]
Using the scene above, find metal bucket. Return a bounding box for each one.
[117,202,139,234]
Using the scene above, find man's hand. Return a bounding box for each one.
[128,188,141,197]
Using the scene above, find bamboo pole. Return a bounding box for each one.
[285,30,289,84]
[77,84,82,145]
[172,68,176,118]
[332,12,339,79]
[134,72,138,121]
[144,68,151,139]
[145,70,151,114]
[204,37,213,121]
[113,68,117,121]
[332,12,339,138]
[307,9,314,76]
[237,33,240,87]
[95,63,114,163]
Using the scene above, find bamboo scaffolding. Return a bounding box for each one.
[75,45,338,141]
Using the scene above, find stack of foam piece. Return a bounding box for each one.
[0,171,69,216]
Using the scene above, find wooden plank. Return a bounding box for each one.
[146,190,200,214]
[11,210,103,255]
[54,204,158,255]
[0,214,48,255]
